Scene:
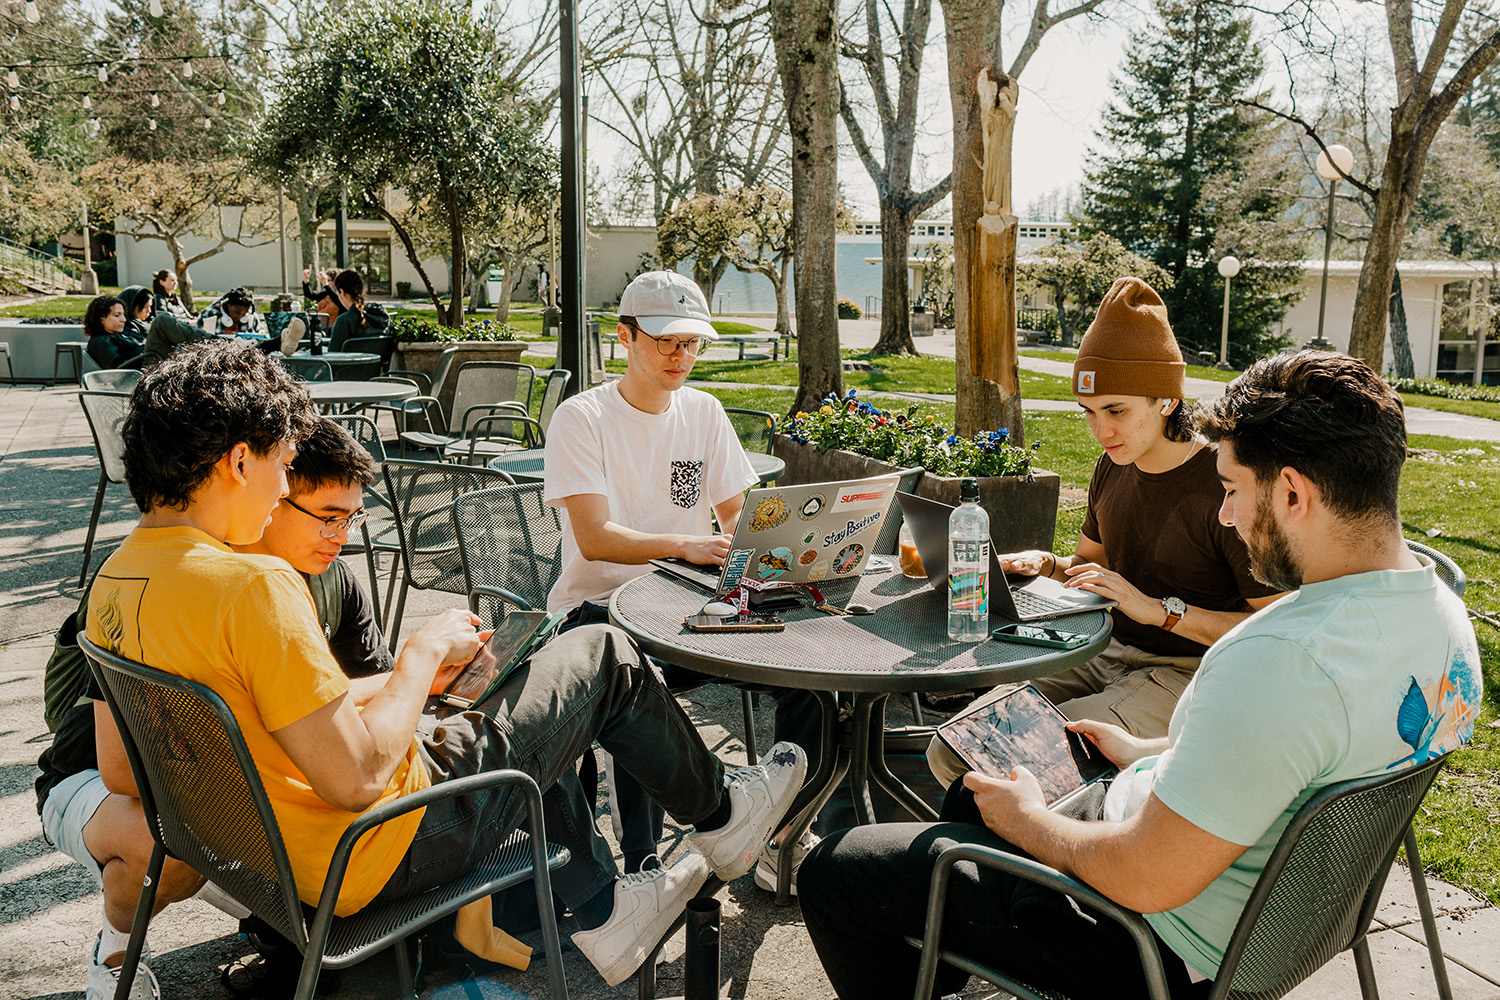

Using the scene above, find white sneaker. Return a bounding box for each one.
[87,934,160,1000]
[570,852,710,986]
[687,741,807,882]
[753,829,821,896]
[280,316,305,356]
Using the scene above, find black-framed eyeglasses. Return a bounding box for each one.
[283,497,368,538]
[635,329,708,356]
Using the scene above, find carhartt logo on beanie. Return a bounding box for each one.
[1071,277,1185,399]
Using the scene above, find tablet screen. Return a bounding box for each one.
[937,684,1115,803]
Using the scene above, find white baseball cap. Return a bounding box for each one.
[617,271,718,340]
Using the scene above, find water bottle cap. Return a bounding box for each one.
[960,478,979,502]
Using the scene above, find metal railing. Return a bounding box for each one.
[0,235,80,292]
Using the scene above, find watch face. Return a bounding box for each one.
[1163,597,1187,616]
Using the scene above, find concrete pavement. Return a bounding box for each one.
[1,381,1496,1000]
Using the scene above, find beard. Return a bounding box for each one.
[1245,490,1303,592]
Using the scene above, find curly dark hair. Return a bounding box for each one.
[123,340,320,513]
[83,295,123,339]
[287,419,378,494]
[1195,351,1406,525]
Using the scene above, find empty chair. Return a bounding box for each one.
[399,361,535,458]
[363,348,458,452]
[723,407,776,454]
[452,483,564,625]
[280,356,333,382]
[533,368,572,442]
[76,390,131,587]
[1408,538,1466,596]
[83,369,142,392]
[331,358,383,381]
[381,459,514,649]
[342,335,396,372]
[81,636,570,1000]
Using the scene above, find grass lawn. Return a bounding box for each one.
[1022,347,1239,383]
[1,289,128,317]
[1397,392,1500,423]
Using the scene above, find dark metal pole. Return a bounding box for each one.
[559,0,585,396]
[1315,180,1337,344]
[335,193,349,269]
[684,898,721,1000]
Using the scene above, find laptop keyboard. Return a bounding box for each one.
[1009,585,1083,618]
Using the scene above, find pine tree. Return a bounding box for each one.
[1080,0,1303,365]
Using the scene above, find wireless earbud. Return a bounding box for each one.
[1160,401,1173,415]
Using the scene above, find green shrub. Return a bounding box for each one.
[837,298,863,320]
[1388,376,1500,404]
[390,314,519,343]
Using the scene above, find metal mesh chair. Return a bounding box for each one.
[381,459,514,649]
[452,483,563,625]
[77,390,130,587]
[401,361,535,457]
[333,358,384,380]
[909,753,1452,1000]
[723,408,776,454]
[1408,539,1466,596]
[325,413,392,621]
[281,356,334,382]
[343,335,397,372]
[535,368,573,440]
[83,369,142,392]
[81,636,570,1000]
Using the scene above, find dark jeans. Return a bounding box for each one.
[799,782,1199,1000]
[368,624,726,909]
[559,601,823,864]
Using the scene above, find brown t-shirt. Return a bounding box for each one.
[1080,444,1277,658]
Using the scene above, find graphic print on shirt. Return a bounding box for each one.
[1390,645,1482,768]
[669,459,704,509]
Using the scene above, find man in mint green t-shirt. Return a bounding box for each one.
[799,351,1483,999]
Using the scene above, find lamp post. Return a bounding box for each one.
[1314,144,1354,348]
[1217,255,1239,368]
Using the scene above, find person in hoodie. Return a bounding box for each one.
[327,269,390,351]
[196,287,265,337]
[120,286,155,342]
[151,269,193,320]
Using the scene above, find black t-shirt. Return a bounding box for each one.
[34,560,392,813]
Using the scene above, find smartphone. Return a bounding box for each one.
[990,622,1091,649]
[684,614,785,633]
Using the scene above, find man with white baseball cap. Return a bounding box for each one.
[544,271,822,890]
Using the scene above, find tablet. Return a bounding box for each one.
[936,684,1115,804]
[442,611,564,709]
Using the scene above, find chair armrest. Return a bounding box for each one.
[468,584,534,617]
[457,402,530,436]
[913,844,1174,1000]
[464,414,543,455]
[386,369,431,394]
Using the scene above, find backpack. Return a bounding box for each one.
[362,301,391,333]
[42,584,96,733]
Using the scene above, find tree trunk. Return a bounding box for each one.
[773,257,792,337]
[1388,265,1415,378]
[495,250,519,323]
[1348,126,1423,371]
[442,177,467,329]
[169,237,195,312]
[872,200,918,355]
[692,255,732,311]
[770,0,844,415]
[287,175,324,275]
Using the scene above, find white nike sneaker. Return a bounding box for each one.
[687,741,807,882]
[280,316,305,356]
[753,829,821,896]
[86,933,160,1000]
[570,852,710,986]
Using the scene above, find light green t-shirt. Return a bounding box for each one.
[1103,557,1482,980]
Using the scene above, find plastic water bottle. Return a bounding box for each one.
[947,478,990,641]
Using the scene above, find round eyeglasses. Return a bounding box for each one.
[637,330,708,356]
[284,497,369,538]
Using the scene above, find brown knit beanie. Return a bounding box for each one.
[1071,277,1185,399]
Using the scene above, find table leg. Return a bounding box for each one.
[846,695,882,826]
[774,690,847,905]
[865,696,941,822]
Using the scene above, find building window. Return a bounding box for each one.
[1436,279,1499,386]
[317,236,394,296]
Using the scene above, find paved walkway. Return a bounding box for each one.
[1,382,1496,1000]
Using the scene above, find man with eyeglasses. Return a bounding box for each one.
[545,270,823,889]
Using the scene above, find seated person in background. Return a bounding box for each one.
[37,418,391,1000]
[140,308,213,366]
[120,286,155,341]
[196,286,265,337]
[82,295,143,370]
[802,350,1482,1000]
[545,270,823,891]
[327,268,390,351]
[929,278,1281,787]
[303,266,346,323]
[85,340,807,988]
[151,269,192,320]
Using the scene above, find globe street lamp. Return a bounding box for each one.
[1217,255,1240,368]
[1314,144,1354,347]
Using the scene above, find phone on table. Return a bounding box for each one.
[684,614,785,633]
[991,622,1091,649]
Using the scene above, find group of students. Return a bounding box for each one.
[37,269,1482,1000]
[78,265,386,373]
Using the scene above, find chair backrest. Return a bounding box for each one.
[333,359,384,381]
[382,459,514,593]
[536,369,573,436]
[427,347,463,402]
[343,336,396,371]
[1406,539,1466,596]
[723,408,777,454]
[452,483,564,621]
[83,369,141,392]
[450,362,536,433]
[327,413,388,463]
[1210,754,1449,1000]
[280,356,333,382]
[78,390,131,484]
[79,636,310,951]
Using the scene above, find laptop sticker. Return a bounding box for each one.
[797,493,826,520]
[808,559,829,580]
[835,488,887,510]
[833,543,864,575]
[801,528,818,546]
[798,548,818,566]
[723,548,753,584]
[757,546,793,580]
[749,494,790,532]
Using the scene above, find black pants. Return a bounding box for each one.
[560,601,823,865]
[799,782,1199,1000]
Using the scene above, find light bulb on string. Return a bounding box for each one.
[87,117,100,136]
[148,0,162,14]
[5,70,18,89]
[265,50,279,74]
[182,58,193,79]
[25,0,39,23]
[202,115,211,129]
[148,118,156,131]
[82,94,91,109]
[8,94,18,111]
[216,90,225,105]
[98,63,108,83]
[150,92,159,107]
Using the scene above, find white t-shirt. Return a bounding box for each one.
[1102,556,1482,979]
[543,381,758,612]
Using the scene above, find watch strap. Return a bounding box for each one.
[1162,597,1184,632]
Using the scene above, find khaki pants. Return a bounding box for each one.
[926,638,1201,788]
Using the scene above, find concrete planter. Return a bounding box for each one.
[393,340,527,418]
[0,319,86,383]
[773,434,1060,553]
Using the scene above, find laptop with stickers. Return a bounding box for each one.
[650,474,902,596]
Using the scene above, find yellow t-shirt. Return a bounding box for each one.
[87,525,428,916]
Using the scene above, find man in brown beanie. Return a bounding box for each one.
[928,277,1282,787]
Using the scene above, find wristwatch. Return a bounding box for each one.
[1161,596,1187,632]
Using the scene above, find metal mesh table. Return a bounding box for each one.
[609,570,1111,902]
